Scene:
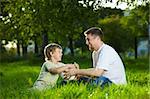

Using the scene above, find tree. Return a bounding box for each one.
[0,0,148,58]
[0,0,38,56]
[0,0,96,57]
[121,3,149,58]
[98,15,133,52]
[98,2,149,53]
[31,0,99,56]
[123,3,149,37]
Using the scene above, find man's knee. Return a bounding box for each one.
[93,76,112,88]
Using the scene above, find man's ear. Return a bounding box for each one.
[96,36,101,41]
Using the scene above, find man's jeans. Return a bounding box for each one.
[78,76,112,88]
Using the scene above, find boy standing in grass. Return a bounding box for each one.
[32,43,76,90]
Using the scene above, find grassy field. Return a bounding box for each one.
[0,56,149,99]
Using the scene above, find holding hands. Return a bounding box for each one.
[62,62,79,80]
[65,62,79,69]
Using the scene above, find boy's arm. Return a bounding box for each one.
[48,66,68,74]
[48,64,75,74]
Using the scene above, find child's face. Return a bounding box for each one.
[52,48,63,62]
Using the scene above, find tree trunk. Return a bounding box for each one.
[0,0,1,15]
[34,36,38,54]
[17,40,20,56]
[68,36,74,56]
[41,32,48,61]
[20,39,27,56]
[148,39,149,57]
[0,40,2,53]
[135,37,137,59]
[22,44,27,56]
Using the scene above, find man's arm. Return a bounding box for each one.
[67,68,105,77]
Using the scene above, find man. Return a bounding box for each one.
[66,27,127,87]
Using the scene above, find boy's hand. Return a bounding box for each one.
[65,64,76,69]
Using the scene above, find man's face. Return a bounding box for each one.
[85,34,99,51]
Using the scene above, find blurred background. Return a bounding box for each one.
[0,0,149,98]
[0,0,149,63]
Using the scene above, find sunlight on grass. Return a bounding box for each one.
[0,58,149,98]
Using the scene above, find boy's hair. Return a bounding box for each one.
[84,27,104,41]
[44,43,62,61]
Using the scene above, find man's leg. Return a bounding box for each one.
[78,76,91,84]
[91,76,112,89]
[78,76,112,89]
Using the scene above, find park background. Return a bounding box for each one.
[0,0,149,98]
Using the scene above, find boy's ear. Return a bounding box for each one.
[50,52,53,56]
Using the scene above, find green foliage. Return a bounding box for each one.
[0,57,149,98]
[97,3,149,52]
[0,0,149,56]
[0,0,35,43]
[122,3,149,36]
[0,0,100,51]
[98,15,134,52]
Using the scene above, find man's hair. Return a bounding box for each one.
[44,43,62,61]
[84,27,104,41]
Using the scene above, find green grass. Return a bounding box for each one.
[0,57,149,99]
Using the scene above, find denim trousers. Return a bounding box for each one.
[78,76,112,88]
[61,76,112,89]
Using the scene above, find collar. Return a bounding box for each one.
[94,43,105,54]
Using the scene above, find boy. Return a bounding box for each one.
[33,43,77,90]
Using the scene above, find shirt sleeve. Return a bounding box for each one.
[44,62,56,70]
[43,61,66,71]
[58,62,66,67]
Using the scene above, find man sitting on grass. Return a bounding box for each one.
[65,27,127,88]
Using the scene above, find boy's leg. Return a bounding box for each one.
[59,79,78,85]
[60,80,68,85]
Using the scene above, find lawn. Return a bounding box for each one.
[0,56,149,99]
